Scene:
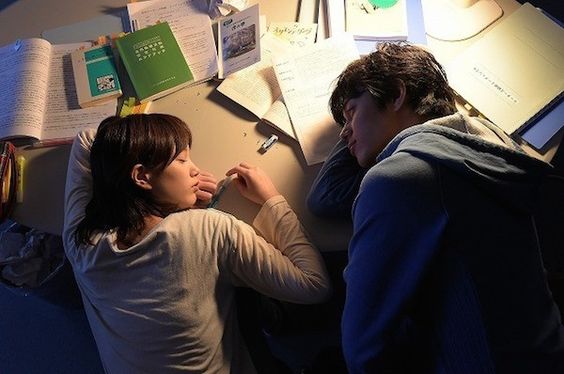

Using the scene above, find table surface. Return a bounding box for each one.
[1,0,559,252]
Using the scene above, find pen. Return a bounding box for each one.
[28,138,73,149]
[209,175,234,209]
[16,155,25,203]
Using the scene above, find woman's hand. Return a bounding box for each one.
[194,171,218,208]
[226,162,280,205]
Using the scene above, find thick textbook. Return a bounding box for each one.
[446,3,564,135]
[71,44,122,108]
[115,22,193,103]
[0,38,116,142]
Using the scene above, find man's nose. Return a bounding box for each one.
[339,121,351,139]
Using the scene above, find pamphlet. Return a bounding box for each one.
[217,4,261,79]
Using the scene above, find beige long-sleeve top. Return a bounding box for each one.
[63,130,331,374]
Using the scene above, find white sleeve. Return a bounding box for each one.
[62,129,96,253]
[224,195,332,304]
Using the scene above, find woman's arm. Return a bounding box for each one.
[307,138,367,219]
[221,163,332,304]
[62,129,96,251]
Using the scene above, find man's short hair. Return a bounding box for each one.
[330,42,457,126]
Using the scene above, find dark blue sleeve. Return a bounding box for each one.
[342,154,447,373]
[306,138,368,219]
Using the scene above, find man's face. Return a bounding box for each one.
[340,91,403,168]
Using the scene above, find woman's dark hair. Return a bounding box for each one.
[75,113,192,246]
[330,42,457,126]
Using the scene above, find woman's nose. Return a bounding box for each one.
[190,166,200,177]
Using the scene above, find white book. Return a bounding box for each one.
[446,3,564,135]
[345,0,408,41]
[0,38,116,142]
[273,33,359,165]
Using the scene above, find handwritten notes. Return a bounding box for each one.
[273,34,359,165]
[269,22,318,47]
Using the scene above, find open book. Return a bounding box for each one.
[217,32,295,139]
[0,38,116,142]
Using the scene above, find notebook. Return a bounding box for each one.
[446,3,564,135]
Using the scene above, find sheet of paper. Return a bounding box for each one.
[0,38,51,140]
[127,0,218,84]
[274,33,359,165]
[217,33,295,139]
[218,3,261,78]
[269,22,318,48]
[41,43,116,140]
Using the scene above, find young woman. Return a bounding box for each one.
[63,113,330,373]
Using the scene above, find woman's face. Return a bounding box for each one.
[149,148,201,211]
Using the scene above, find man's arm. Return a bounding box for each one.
[342,154,447,372]
[307,138,367,219]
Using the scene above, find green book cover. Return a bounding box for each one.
[115,22,193,103]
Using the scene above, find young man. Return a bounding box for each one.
[308,43,564,373]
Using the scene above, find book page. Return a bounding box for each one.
[262,97,295,139]
[217,32,295,139]
[0,38,52,140]
[273,33,359,165]
[217,33,286,118]
[127,0,218,83]
[40,43,116,140]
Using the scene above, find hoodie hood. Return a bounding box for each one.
[376,113,553,213]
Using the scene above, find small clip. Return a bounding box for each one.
[14,39,21,51]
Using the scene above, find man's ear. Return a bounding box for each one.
[392,79,407,112]
[131,164,152,190]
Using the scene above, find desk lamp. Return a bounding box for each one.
[422,0,503,41]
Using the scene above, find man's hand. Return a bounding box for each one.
[226,162,280,205]
[194,171,218,208]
